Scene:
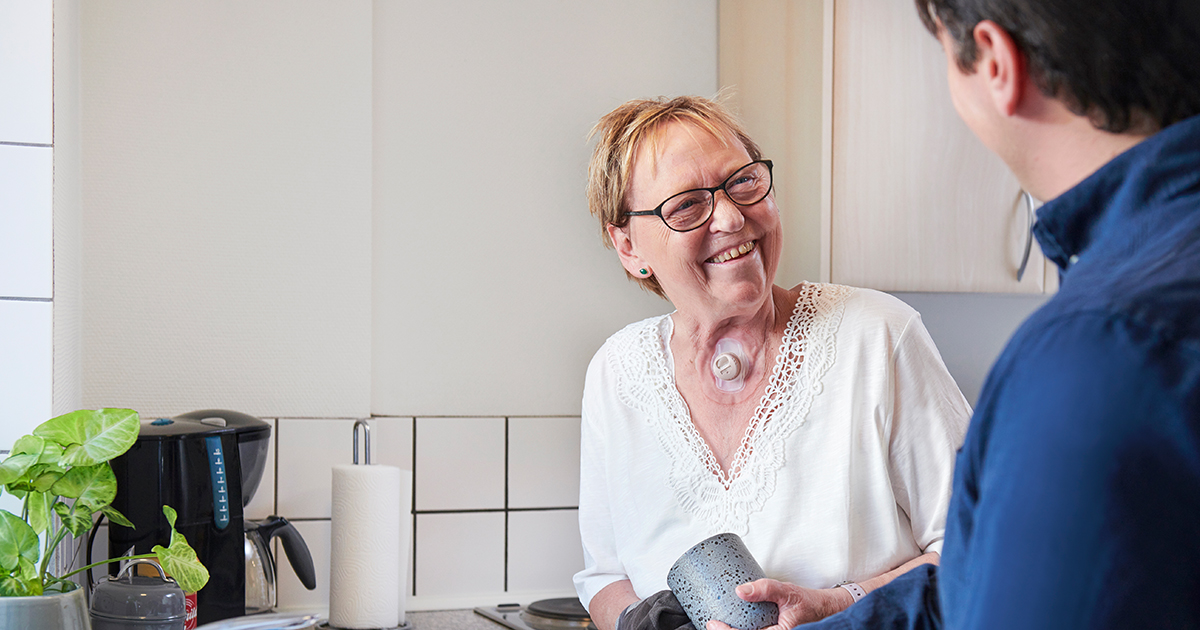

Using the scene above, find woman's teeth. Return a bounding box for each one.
[708,241,756,264]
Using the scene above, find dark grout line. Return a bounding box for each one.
[272,418,279,518]
[504,416,510,592]
[412,417,418,597]
[0,141,52,148]
[412,507,511,515]
[0,296,52,302]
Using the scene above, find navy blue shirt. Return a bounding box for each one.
[803,114,1200,629]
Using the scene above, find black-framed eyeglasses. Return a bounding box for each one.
[625,159,773,232]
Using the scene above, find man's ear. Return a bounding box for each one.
[607,223,648,276]
[972,20,1026,117]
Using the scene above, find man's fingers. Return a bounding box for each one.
[735,578,781,602]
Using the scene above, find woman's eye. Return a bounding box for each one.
[728,175,756,191]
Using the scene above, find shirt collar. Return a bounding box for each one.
[1032,113,1200,271]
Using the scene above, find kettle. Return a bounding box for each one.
[245,516,317,614]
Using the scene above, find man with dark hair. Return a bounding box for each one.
[711,1,1200,628]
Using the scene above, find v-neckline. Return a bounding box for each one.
[663,290,807,490]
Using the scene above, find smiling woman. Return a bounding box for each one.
[574,96,972,630]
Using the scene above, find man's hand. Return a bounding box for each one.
[704,579,853,630]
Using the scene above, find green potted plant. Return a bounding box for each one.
[0,408,209,629]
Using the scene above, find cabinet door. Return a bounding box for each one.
[830,0,1047,292]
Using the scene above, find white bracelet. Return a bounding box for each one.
[838,582,867,603]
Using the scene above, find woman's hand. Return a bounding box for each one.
[703,579,852,630]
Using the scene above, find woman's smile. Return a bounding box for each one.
[706,240,758,264]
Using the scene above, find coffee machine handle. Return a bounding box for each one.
[258,516,318,591]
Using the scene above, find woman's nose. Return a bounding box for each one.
[708,191,746,233]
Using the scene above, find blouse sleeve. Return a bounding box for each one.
[886,312,971,556]
[573,346,628,610]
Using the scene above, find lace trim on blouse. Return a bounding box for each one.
[608,282,851,535]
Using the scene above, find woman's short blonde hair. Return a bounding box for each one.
[587,95,763,298]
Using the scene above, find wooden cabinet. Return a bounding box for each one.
[720,0,1056,293]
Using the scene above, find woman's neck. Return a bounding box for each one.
[671,285,793,404]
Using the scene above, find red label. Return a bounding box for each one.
[185,593,198,630]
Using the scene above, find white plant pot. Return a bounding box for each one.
[0,586,91,630]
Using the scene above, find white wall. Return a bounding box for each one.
[80,0,373,418]
[371,0,713,416]
[76,0,717,610]
[54,0,84,418]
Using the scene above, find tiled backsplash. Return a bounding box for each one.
[92,415,584,612]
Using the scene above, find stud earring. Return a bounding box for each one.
[639,268,649,275]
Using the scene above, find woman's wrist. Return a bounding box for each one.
[823,586,856,616]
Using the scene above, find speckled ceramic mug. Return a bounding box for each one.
[666,532,779,630]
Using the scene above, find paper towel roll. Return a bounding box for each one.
[330,464,411,629]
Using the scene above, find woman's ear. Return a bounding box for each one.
[972,20,1026,117]
[607,223,649,277]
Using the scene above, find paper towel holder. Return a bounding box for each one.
[352,419,371,465]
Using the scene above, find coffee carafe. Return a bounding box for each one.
[109,410,316,625]
[245,515,316,614]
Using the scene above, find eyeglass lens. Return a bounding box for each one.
[660,161,771,231]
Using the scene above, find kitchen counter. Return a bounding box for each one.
[407,608,506,630]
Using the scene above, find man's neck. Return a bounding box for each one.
[1008,97,1150,201]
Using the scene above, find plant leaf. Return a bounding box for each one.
[31,469,64,492]
[100,504,135,529]
[27,492,54,535]
[36,408,140,467]
[0,510,41,572]
[152,539,209,594]
[51,502,92,538]
[153,505,209,593]
[32,410,90,448]
[0,453,38,486]
[50,463,116,511]
[11,435,45,457]
[0,577,27,597]
[10,436,62,467]
[17,556,38,584]
[60,444,85,466]
[37,444,62,466]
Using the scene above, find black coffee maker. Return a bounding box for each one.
[109,409,314,625]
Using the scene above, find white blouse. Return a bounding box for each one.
[573,283,970,609]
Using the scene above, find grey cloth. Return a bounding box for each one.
[617,590,696,630]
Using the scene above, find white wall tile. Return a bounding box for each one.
[244,417,277,521]
[507,510,583,594]
[276,418,410,519]
[0,145,53,298]
[90,523,110,574]
[415,418,504,511]
[0,300,52,450]
[509,417,581,509]
[0,495,21,522]
[372,416,415,473]
[0,0,52,144]
[276,519,330,611]
[414,512,504,598]
[276,418,359,519]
